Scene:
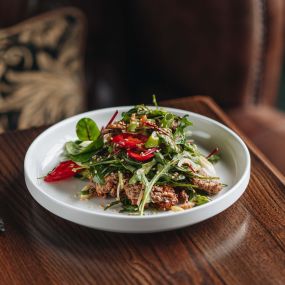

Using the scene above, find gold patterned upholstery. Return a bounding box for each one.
[0,7,86,132]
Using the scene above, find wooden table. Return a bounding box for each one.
[0,96,284,285]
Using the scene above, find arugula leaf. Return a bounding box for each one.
[129,159,156,185]
[121,154,143,167]
[174,129,186,145]
[138,156,179,215]
[121,104,168,122]
[121,105,149,122]
[104,200,121,211]
[154,152,165,164]
[76,118,100,141]
[80,185,93,199]
[207,154,220,164]
[119,197,139,213]
[142,159,157,174]
[184,142,201,157]
[168,182,197,188]
[161,113,175,128]
[91,166,105,185]
[173,115,192,144]
[152,94,158,107]
[90,159,121,167]
[158,133,181,153]
[180,115,192,127]
[120,205,139,213]
[120,162,136,173]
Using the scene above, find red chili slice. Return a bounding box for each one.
[127,148,158,161]
[44,160,81,182]
[206,147,219,159]
[112,133,147,149]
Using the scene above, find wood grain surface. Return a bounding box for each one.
[0,96,284,285]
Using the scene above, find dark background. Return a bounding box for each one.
[1,0,284,110]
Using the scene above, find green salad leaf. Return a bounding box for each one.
[76,118,100,141]
[64,137,103,162]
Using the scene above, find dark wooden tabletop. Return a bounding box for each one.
[0,96,284,285]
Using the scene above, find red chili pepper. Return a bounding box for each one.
[112,133,147,149]
[44,160,81,182]
[127,148,158,161]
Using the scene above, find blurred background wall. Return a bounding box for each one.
[1,0,284,110]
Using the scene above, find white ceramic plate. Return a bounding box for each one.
[24,106,250,233]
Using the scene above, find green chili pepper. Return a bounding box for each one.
[127,120,138,132]
[145,131,160,148]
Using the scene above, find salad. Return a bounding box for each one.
[44,97,222,215]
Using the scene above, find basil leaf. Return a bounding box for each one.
[76,118,100,141]
[66,152,96,163]
[83,138,103,153]
[64,137,104,162]
[65,137,103,156]
[65,140,82,155]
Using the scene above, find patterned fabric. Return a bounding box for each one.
[0,8,85,133]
